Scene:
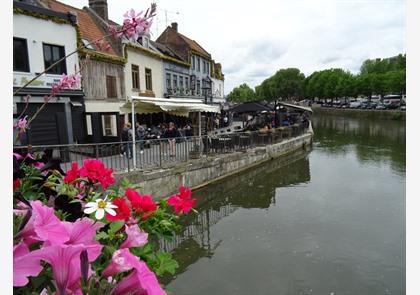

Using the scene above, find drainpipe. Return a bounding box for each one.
[131,98,137,169]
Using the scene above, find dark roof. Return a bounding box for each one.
[155,24,211,62]
[13,0,77,24]
[229,102,272,114]
[151,40,184,61]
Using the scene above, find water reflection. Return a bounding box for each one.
[161,150,311,285]
[312,114,406,175]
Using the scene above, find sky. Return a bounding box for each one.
[60,0,406,94]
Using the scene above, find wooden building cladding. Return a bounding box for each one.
[81,58,125,100]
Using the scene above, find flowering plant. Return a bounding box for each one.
[13,153,196,294]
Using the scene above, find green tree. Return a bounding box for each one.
[272,68,306,101]
[227,83,256,102]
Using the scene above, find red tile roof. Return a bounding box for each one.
[47,0,117,56]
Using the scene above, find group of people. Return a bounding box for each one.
[214,114,230,129]
[120,121,192,160]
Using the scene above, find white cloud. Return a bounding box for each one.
[59,0,406,93]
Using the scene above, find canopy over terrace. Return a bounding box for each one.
[279,102,313,113]
[120,96,221,169]
[120,96,220,117]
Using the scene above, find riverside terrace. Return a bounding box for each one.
[13,124,310,174]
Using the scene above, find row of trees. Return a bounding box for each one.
[227,54,406,102]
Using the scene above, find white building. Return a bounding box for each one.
[13,1,84,145]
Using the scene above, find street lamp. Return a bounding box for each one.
[200,76,211,139]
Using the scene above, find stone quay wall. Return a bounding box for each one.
[115,132,313,198]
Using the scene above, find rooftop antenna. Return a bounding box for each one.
[156,8,179,36]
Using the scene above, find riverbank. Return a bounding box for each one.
[312,104,405,121]
[115,132,313,198]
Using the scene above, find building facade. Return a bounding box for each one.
[155,22,225,103]
[13,1,85,145]
[48,0,127,143]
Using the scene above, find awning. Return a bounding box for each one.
[279,102,313,113]
[120,96,221,117]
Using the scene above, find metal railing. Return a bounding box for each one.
[13,124,308,173]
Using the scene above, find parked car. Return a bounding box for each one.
[383,99,401,109]
[376,103,386,110]
[360,102,369,109]
[349,101,362,109]
[368,102,377,109]
[400,105,406,111]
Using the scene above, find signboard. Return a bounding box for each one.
[13,72,81,89]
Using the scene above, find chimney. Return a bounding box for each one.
[89,0,108,21]
[171,22,178,32]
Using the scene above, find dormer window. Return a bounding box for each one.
[82,39,94,49]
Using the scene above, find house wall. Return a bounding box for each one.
[82,59,125,101]
[125,45,164,99]
[162,60,190,96]
[13,13,80,88]
[189,53,212,97]
[211,77,225,103]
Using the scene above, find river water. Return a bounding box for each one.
[163,114,406,295]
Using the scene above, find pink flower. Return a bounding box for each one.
[16,116,28,130]
[120,224,148,249]
[64,162,80,184]
[102,248,166,295]
[79,159,115,189]
[110,5,156,41]
[111,259,166,295]
[13,152,23,160]
[167,186,196,214]
[28,244,87,294]
[50,73,81,97]
[19,200,70,246]
[102,248,138,278]
[62,218,104,262]
[13,243,43,287]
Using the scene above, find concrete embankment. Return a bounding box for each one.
[115,132,313,198]
[312,105,405,120]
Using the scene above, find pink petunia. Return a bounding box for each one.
[62,218,104,262]
[120,224,148,249]
[13,243,43,287]
[19,200,70,246]
[111,257,166,295]
[102,248,138,278]
[28,244,87,294]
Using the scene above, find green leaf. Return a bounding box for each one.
[109,220,125,234]
[95,231,108,240]
[154,252,179,276]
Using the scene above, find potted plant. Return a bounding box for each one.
[189,143,200,159]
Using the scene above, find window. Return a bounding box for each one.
[173,75,178,89]
[166,73,171,90]
[131,65,140,89]
[197,56,200,72]
[82,38,94,49]
[179,76,184,90]
[106,75,117,98]
[145,68,153,91]
[102,114,117,136]
[13,38,30,72]
[192,55,195,70]
[197,80,201,96]
[43,43,66,74]
[85,114,93,135]
[185,77,189,90]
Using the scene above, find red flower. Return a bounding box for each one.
[79,159,115,189]
[125,188,157,219]
[64,162,79,184]
[167,186,196,214]
[106,198,131,221]
[13,179,21,192]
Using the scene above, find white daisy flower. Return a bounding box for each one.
[84,198,117,220]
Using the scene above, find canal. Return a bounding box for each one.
[162,114,406,295]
